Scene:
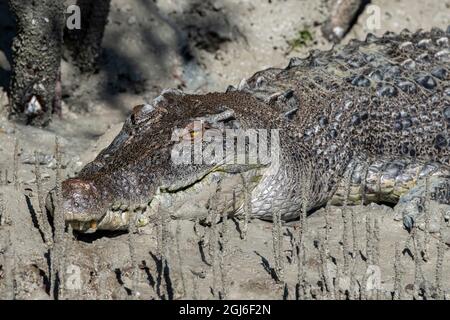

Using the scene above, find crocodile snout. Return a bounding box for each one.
[46,178,105,232]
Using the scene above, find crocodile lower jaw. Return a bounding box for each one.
[83,166,266,232]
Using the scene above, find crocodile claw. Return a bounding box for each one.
[394,176,450,232]
[394,196,424,232]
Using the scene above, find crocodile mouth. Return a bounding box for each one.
[47,199,144,233]
[68,219,102,234]
[78,164,266,232]
[45,158,268,234]
[45,201,137,234]
[70,209,133,233]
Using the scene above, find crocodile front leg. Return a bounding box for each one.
[331,159,450,229]
[396,176,450,231]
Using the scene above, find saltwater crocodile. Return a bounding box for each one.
[47,27,450,233]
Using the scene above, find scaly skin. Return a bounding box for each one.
[47,27,450,232]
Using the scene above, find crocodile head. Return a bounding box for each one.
[46,89,282,233]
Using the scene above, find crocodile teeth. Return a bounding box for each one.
[121,211,130,224]
[90,220,97,230]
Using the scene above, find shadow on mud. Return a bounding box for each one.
[0,0,15,89]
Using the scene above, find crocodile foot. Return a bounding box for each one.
[394,176,450,232]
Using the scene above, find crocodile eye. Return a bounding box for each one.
[183,128,203,142]
[189,130,201,139]
[182,121,211,142]
[131,104,155,125]
[73,201,80,208]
